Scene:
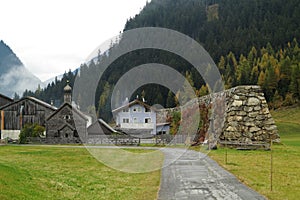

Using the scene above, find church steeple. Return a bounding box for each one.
[64,80,72,104]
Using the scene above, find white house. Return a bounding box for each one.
[112,99,170,136]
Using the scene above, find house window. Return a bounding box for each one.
[133,117,138,123]
[145,118,151,123]
[133,107,141,112]
[64,115,71,120]
[122,118,129,123]
[123,108,129,112]
[145,107,150,112]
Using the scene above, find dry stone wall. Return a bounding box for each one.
[221,86,279,143]
[157,85,280,145]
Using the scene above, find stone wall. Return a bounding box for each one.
[26,137,82,144]
[157,85,279,145]
[221,85,279,143]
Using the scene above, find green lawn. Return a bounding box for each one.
[207,106,300,200]
[0,146,163,200]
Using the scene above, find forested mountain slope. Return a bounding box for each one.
[25,0,300,121]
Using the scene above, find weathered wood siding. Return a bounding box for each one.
[0,94,13,108]
[0,98,55,130]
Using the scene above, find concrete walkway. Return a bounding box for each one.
[158,148,266,200]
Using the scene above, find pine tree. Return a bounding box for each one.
[257,71,265,87]
[13,92,20,100]
[278,56,292,97]
[289,64,300,100]
[272,90,283,109]
[250,66,259,84]
[218,56,226,74]
[198,85,209,97]
[264,63,278,101]
[166,90,176,108]
[237,55,250,85]
[97,82,111,120]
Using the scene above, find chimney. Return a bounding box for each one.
[64,80,72,104]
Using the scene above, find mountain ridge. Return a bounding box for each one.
[0,40,41,98]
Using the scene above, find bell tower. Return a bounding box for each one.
[64,80,72,104]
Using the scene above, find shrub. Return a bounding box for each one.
[19,124,45,144]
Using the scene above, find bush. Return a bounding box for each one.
[283,93,295,107]
[19,124,45,144]
[167,111,181,135]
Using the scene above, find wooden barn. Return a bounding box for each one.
[45,83,88,143]
[0,96,57,139]
[0,93,13,108]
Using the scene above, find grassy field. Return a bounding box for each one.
[1,107,299,200]
[207,106,300,200]
[0,146,163,200]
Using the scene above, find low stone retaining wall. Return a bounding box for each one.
[26,137,82,144]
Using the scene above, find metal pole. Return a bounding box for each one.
[224,132,228,165]
[270,139,273,191]
[225,140,228,165]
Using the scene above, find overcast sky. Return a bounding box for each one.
[0,0,148,81]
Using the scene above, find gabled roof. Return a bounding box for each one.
[46,102,88,121]
[0,96,57,111]
[112,99,156,113]
[0,93,13,102]
[27,96,57,110]
[87,118,118,135]
[98,119,117,133]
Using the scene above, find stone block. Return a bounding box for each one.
[233,95,240,100]
[244,106,253,112]
[248,112,259,118]
[232,100,243,107]
[256,115,266,121]
[245,122,255,127]
[249,126,261,132]
[226,126,237,132]
[247,97,261,106]
[265,125,277,131]
[254,106,261,111]
[236,111,247,116]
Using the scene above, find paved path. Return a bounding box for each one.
[18,145,266,199]
[158,148,266,200]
